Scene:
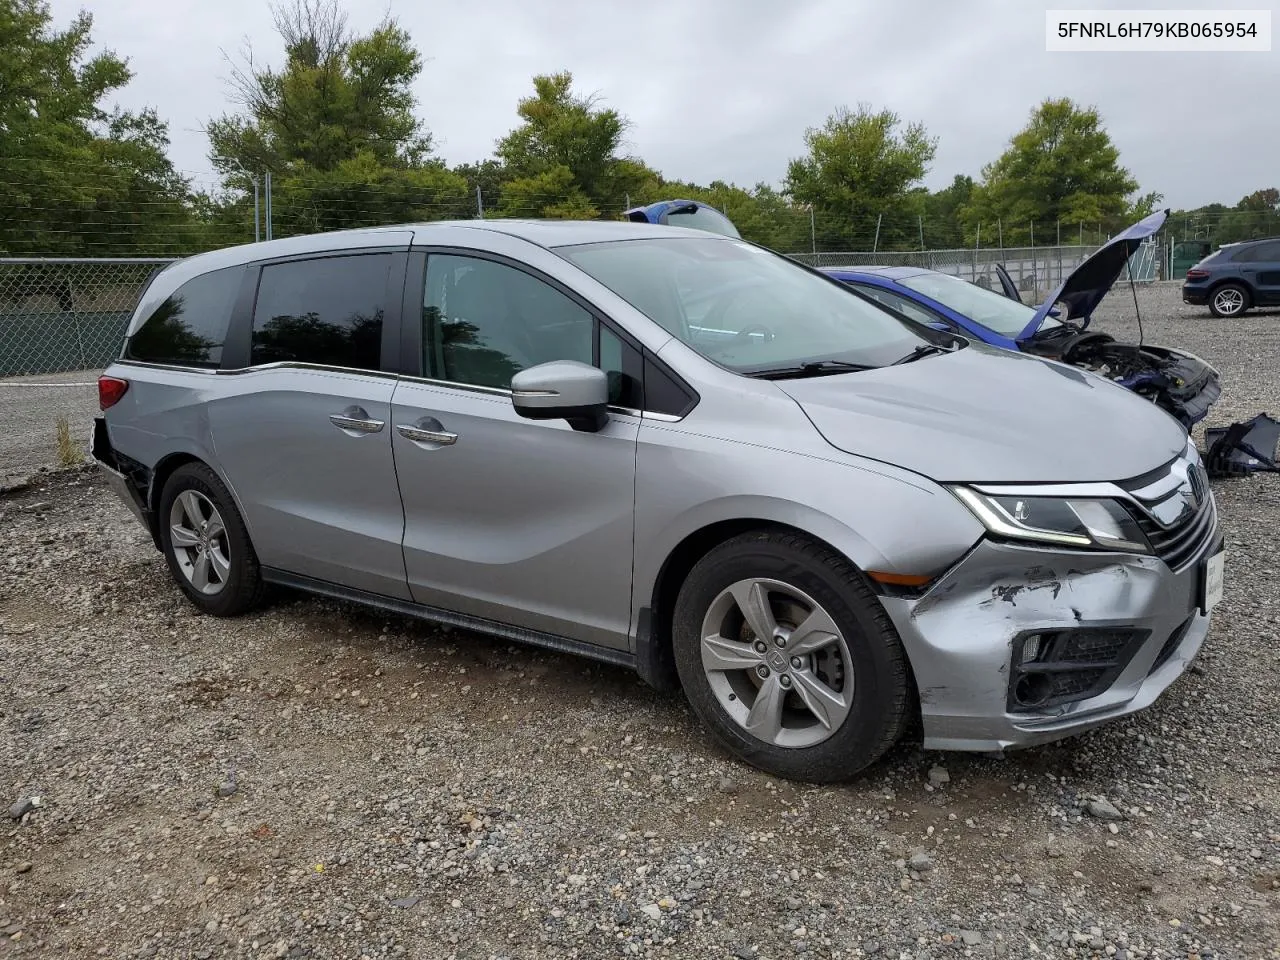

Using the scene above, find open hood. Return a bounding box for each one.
[1016,208,1169,342]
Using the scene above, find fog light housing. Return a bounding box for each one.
[1014,672,1053,707]
[1007,627,1150,713]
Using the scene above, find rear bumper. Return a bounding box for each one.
[90,416,157,543]
[1181,285,1209,305]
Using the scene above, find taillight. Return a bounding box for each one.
[98,376,129,410]
[1185,269,1209,280]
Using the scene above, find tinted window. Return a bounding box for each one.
[423,255,593,389]
[126,267,240,367]
[1230,242,1280,262]
[599,324,643,408]
[251,255,390,369]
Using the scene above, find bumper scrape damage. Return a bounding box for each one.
[881,521,1221,753]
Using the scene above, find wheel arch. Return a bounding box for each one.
[635,516,909,694]
[145,450,253,548]
[1207,276,1254,302]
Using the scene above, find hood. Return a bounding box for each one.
[1017,208,1169,341]
[776,343,1187,483]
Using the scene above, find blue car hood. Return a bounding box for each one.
[1018,208,1169,342]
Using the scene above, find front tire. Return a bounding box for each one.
[158,463,264,617]
[1208,283,1249,318]
[672,530,911,782]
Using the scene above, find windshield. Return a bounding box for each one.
[556,237,932,374]
[899,271,1061,338]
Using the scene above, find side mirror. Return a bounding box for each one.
[511,360,609,433]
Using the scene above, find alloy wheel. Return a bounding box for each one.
[1213,287,1245,316]
[699,578,854,748]
[168,490,231,595]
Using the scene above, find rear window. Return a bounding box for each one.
[665,204,741,239]
[250,255,391,370]
[125,266,240,368]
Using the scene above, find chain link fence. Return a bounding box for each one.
[0,258,175,377]
[0,258,174,485]
[789,244,1104,301]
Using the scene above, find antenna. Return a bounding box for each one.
[1126,250,1144,348]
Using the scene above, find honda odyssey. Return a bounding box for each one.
[92,220,1224,781]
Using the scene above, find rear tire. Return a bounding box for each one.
[158,463,265,617]
[1208,283,1249,318]
[672,530,911,782]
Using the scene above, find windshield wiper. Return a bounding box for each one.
[750,359,873,380]
[891,343,954,365]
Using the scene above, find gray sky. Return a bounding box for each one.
[56,0,1278,208]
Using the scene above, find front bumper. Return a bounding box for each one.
[882,531,1220,753]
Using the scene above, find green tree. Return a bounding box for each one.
[0,0,190,255]
[784,104,937,249]
[962,98,1142,242]
[495,72,660,217]
[453,159,508,215]
[921,175,975,247]
[207,0,465,236]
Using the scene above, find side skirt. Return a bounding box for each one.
[261,567,639,672]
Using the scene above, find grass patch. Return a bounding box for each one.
[55,415,84,467]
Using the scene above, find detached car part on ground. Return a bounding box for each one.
[824,210,1222,429]
[93,220,1223,783]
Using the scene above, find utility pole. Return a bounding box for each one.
[872,213,882,253]
[810,206,816,256]
[476,186,483,219]
[252,177,260,243]
[264,172,273,241]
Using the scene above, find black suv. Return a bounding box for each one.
[1182,236,1280,317]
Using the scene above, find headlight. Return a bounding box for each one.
[950,487,1150,553]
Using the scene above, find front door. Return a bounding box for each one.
[209,252,411,600]
[390,253,640,650]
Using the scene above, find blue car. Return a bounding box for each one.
[623,199,741,238]
[822,210,1221,428]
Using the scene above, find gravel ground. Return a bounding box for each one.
[2,283,1278,959]
[0,370,98,488]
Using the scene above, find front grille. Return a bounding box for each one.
[1130,497,1217,570]
[1118,452,1219,571]
[1052,630,1131,664]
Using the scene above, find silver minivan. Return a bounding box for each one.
[92,220,1224,781]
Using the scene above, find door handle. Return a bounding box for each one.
[329,408,385,434]
[397,423,458,446]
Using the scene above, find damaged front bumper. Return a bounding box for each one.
[881,529,1221,753]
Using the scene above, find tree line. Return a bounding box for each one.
[2,0,1275,259]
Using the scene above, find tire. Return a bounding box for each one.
[157,462,265,617]
[1208,283,1249,318]
[672,530,911,782]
